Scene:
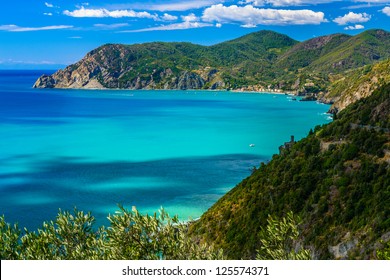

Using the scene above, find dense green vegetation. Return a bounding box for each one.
[85,30,299,90]
[191,83,390,259]
[377,240,390,260]
[256,211,311,260]
[0,207,223,260]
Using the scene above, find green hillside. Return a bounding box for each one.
[311,29,390,72]
[276,33,351,71]
[273,29,390,94]
[191,83,390,259]
[210,30,298,65]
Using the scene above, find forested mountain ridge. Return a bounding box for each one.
[191,83,390,259]
[34,29,390,112]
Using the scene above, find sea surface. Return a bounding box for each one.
[0,70,331,229]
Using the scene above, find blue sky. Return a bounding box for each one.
[1,0,390,69]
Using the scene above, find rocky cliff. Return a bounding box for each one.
[319,58,390,112]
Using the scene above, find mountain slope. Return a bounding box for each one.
[191,84,390,259]
[310,29,390,72]
[210,30,298,66]
[273,29,390,94]
[276,33,351,71]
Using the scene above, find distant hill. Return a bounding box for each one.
[33,30,297,91]
[276,33,352,71]
[307,29,390,72]
[191,83,390,259]
[34,29,390,112]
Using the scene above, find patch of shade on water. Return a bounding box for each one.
[0,70,331,229]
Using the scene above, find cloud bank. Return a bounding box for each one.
[63,7,158,20]
[202,4,327,26]
[333,12,371,25]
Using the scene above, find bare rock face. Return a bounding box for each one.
[176,72,205,89]
[328,238,358,259]
[33,56,104,89]
[33,75,56,88]
[302,34,335,50]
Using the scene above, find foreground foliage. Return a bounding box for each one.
[376,240,390,260]
[0,207,223,260]
[256,212,311,260]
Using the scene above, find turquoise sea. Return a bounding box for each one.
[0,70,331,229]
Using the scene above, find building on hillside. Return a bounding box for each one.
[279,135,295,155]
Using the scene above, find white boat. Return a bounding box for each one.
[249,144,255,147]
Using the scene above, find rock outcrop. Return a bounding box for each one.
[318,58,390,112]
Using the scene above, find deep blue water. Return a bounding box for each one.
[0,70,332,229]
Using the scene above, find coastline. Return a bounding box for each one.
[33,84,298,96]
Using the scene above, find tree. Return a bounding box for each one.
[0,215,22,260]
[0,207,223,260]
[104,206,223,260]
[19,209,105,260]
[256,211,311,260]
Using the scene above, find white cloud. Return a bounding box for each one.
[126,0,222,12]
[344,1,390,10]
[162,13,178,21]
[121,21,213,32]
[239,0,266,5]
[69,36,82,39]
[63,7,158,20]
[45,2,54,8]
[44,12,53,16]
[181,13,199,22]
[239,0,339,7]
[333,12,371,25]
[0,24,73,32]
[344,24,365,30]
[202,4,327,26]
[216,23,222,27]
[94,23,129,29]
[382,7,390,16]
[241,23,258,28]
